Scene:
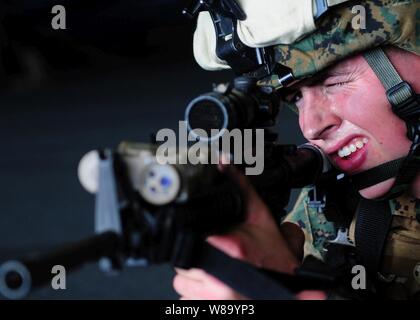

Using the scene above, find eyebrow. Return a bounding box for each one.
[280,73,324,97]
[326,67,353,77]
[279,65,355,102]
[283,64,352,93]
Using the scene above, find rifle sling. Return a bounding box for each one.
[194,242,296,300]
[354,198,393,274]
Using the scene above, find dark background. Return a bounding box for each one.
[0,1,305,299]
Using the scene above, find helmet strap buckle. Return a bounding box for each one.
[387,81,420,121]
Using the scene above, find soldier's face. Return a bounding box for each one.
[288,52,419,199]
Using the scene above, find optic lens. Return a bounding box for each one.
[185,94,229,142]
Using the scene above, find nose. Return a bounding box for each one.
[298,86,341,141]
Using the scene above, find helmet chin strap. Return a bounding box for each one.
[349,48,420,199]
[349,157,404,190]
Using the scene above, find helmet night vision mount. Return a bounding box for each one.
[183,0,295,87]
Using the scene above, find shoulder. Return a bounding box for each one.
[282,188,337,260]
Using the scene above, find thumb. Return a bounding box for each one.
[206,233,247,260]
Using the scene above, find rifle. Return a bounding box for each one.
[0,76,339,299]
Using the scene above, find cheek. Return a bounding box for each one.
[341,88,411,157]
[372,115,411,157]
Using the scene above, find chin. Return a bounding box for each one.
[358,178,396,199]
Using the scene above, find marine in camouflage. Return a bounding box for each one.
[275,0,420,300]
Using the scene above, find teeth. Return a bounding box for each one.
[355,141,364,149]
[343,146,350,156]
[338,138,368,158]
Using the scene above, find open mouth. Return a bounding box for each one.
[337,137,368,159]
[330,136,369,173]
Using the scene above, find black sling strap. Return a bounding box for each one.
[355,198,393,274]
[190,242,336,299]
[196,242,296,300]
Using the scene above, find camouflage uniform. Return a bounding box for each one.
[283,189,420,299]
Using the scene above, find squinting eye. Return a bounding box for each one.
[326,82,346,87]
